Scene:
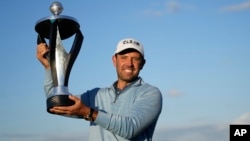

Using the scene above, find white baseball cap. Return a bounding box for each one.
[115,38,144,57]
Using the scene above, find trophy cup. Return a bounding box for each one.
[35,2,84,113]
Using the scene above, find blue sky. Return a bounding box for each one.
[0,0,249,141]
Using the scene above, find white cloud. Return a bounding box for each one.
[0,132,87,141]
[167,89,184,97]
[166,0,181,13]
[220,1,250,12]
[231,112,250,124]
[154,123,228,141]
[165,0,195,13]
[153,112,250,141]
[143,0,195,17]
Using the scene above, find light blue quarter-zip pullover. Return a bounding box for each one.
[44,70,162,141]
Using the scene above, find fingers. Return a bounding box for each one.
[49,105,77,115]
[49,106,70,115]
[36,43,50,69]
[37,43,49,58]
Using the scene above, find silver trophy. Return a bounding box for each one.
[35,2,84,113]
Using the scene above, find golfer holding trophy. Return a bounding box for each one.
[35,2,163,141]
[35,2,84,113]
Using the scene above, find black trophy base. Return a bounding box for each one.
[47,95,75,113]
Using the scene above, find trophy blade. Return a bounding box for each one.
[55,27,68,89]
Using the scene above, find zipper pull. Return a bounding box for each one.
[113,91,120,103]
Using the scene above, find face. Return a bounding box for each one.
[112,50,145,83]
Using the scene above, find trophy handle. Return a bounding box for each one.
[37,34,46,44]
[65,29,83,86]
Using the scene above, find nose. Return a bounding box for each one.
[125,57,133,67]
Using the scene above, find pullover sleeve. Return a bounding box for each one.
[44,69,54,98]
[94,86,163,139]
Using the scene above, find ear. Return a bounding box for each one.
[112,55,117,67]
[140,59,146,70]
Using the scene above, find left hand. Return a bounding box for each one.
[49,95,89,117]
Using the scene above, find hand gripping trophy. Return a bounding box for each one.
[35,2,84,113]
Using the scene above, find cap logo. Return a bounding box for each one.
[123,40,140,46]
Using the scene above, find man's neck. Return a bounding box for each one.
[116,81,130,90]
[116,77,139,90]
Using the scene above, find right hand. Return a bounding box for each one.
[36,43,50,69]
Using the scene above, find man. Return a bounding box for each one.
[36,38,162,141]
